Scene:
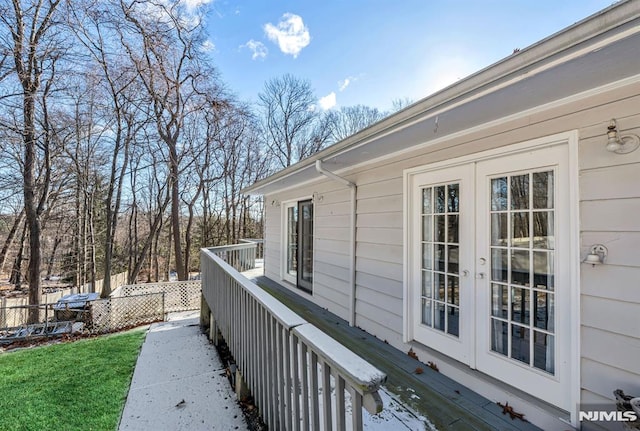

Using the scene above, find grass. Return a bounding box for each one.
[0,329,146,431]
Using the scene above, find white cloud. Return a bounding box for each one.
[241,39,268,60]
[338,78,351,92]
[318,92,336,110]
[264,13,310,58]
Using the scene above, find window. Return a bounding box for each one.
[284,199,314,292]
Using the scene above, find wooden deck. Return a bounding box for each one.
[253,275,543,431]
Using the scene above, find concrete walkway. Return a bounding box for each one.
[119,312,247,431]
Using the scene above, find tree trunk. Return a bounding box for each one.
[0,210,25,274]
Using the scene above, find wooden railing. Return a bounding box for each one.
[208,241,259,272]
[201,248,386,431]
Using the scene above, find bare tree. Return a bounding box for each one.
[0,0,64,321]
[326,105,386,143]
[258,74,329,169]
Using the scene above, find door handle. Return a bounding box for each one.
[462,270,470,277]
[476,273,485,279]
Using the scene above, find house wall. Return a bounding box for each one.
[263,77,640,429]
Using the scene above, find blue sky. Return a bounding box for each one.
[202,1,615,112]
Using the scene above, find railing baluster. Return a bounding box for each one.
[292,335,301,431]
[335,374,345,431]
[349,386,363,431]
[322,361,333,431]
[310,351,320,431]
[300,343,310,431]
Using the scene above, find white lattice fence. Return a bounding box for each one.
[89,293,165,333]
[112,281,201,313]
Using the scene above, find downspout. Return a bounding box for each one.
[315,160,357,327]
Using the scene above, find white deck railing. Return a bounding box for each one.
[201,248,386,431]
[208,241,259,272]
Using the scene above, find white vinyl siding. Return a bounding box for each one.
[261,78,640,428]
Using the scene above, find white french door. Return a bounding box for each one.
[407,141,574,411]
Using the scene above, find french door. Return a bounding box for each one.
[408,142,573,411]
[284,199,314,292]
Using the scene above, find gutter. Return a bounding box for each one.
[315,160,357,327]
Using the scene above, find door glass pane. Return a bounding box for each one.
[421,299,432,327]
[533,251,554,290]
[491,177,507,211]
[511,287,530,325]
[422,216,433,241]
[491,319,508,355]
[287,206,298,276]
[447,245,459,273]
[422,243,432,270]
[447,306,459,336]
[511,174,530,210]
[435,186,446,213]
[447,276,460,305]
[434,303,445,330]
[491,213,508,246]
[533,171,554,209]
[491,284,508,319]
[533,331,554,374]
[511,324,530,365]
[447,184,459,212]
[435,244,446,272]
[491,248,508,282]
[511,212,530,248]
[422,187,432,214]
[434,272,444,301]
[447,215,459,243]
[298,200,314,292]
[533,211,554,249]
[435,215,446,242]
[511,250,530,286]
[488,169,555,374]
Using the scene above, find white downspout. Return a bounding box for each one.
[315,160,357,327]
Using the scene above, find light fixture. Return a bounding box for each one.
[270,199,280,207]
[606,119,640,154]
[583,244,608,266]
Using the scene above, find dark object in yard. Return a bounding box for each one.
[53,293,99,321]
[427,361,439,372]
[414,367,424,375]
[497,401,526,422]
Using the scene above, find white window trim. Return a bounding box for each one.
[402,131,580,423]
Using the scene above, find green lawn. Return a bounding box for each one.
[0,329,146,431]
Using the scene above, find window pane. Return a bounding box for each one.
[447,306,459,336]
[534,331,554,374]
[534,291,554,331]
[491,248,508,282]
[491,284,508,319]
[511,287,530,325]
[511,212,530,248]
[422,215,433,242]
[491,213,508,246]
[435,186,446,213]
[491,319,508,356]
[422,187,432,214]
[435,215,445,242]
[447,184,459,212]
[434,272,445,301]
[422,271,432,298]
[511,250,530,286]
[448,245,459,274]
[447,276,459,305]
[533,211,554,249]
[511,174,530,210]
[511,324,530,365]
[533,251,554,290]
[422,243,432,270]
[421,299,432,327]
[533,171,554,210]
[447,215,459,243]
[434,303,445,331]
[435,244,446,272]
[491,177,507,211]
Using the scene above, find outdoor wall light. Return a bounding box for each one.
[270,199,280,207]
[606,119,640,154]
[583,244,608,266]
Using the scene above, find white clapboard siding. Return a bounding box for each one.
[259,78,640,417]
